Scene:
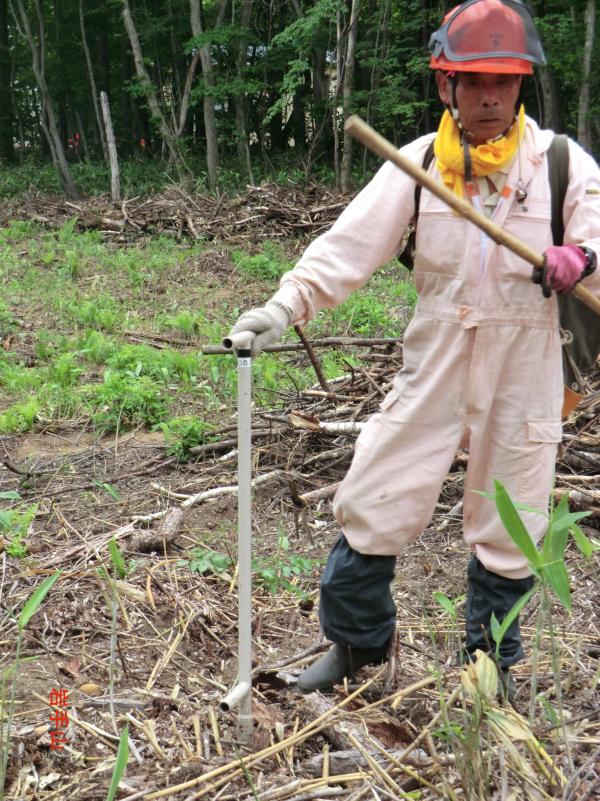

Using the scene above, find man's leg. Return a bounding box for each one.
[297,534,396,693]
[319,534,397,648]
[465,555,534,667]
[462,392,559,695]
[296,349,465,693]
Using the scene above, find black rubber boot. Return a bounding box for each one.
[465,556,534,669]
[296,642,390,694]
[319,535,396,648]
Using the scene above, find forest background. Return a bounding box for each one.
[0,0,598,200]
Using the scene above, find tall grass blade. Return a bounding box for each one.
[541,561,571,611]
[18,571,61,631]
[542,524,569,564]
[549,511,591,535]
[106,726,129,801]
[570,523,594,558]
[493,480,541,570]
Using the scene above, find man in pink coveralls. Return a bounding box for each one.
[228,0,600,695]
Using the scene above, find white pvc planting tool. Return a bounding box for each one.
[219,330,254,743]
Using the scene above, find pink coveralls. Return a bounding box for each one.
[272,117,600,580]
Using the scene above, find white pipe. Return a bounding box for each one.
[221,331,254,742]
[219,681,251,713]
[222,331,256,351]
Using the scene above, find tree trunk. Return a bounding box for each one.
[363,0,390,172]
[332,10,343,186]
[122,0,190,180]
[577,0,596,149]
[190,0,219,188]
[340,0,361,193]
[0,0,14,161]
[175,50,201,137]
[234,0,254,183]
[79,0,109,163]
[11,0,80,198]
[100,91,120,201]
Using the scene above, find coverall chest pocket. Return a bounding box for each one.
[414,210,466,277]
[501,201,552,280]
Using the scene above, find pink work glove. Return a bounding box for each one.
[540,245,589,293]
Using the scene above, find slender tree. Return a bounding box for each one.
[190,0,219,188]
[79,0,109,162]
[0,0,14,161]
[11,0,80,198]
[234,0,254,182]
[122,0,191,180]
[340,0,361,192]
[577,0,596,150]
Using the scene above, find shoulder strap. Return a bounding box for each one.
[549,134,599,393]
[548,134,569,245]
[414,141,436,220]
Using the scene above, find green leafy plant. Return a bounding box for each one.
[433,591,460,622]
[77,330,117,365]
[0,398,40,434]
[89,372,169,431]
[486,479,594,743]
[489,479,592,612]
[253,532,321,597]
[0,503,37,557]
[184,535,320,598]
[48,352,83,388]
[108,537,134,579]
[93,482,123,502]
[155,415,215,460]
[231,242,292,281]
[0,572,61,799]
[0,300,18,338]
[68,297,119,331]
[158,309,204,338]
[186,549,233,577]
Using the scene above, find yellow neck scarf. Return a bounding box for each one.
[434,105,525,197]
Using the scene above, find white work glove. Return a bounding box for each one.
[227,300,292,356]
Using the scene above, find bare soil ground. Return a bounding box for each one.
[0,190,599,801]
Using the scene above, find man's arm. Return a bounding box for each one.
[270,135,436,326]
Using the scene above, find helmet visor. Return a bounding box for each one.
[429,0,546,66]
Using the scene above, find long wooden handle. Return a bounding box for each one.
[345,114,600,318]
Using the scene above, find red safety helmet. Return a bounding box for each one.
[429,0,545,75]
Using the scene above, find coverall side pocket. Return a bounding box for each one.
[526,419,563,443]
[518,418,562,500]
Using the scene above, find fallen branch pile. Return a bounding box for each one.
[5,183,349,244]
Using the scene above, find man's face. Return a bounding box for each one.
[436,71,523,145]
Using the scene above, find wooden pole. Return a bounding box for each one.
[344,114,600,318]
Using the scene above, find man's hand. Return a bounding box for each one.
[534,245,597,295]
[227,300,291,356]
